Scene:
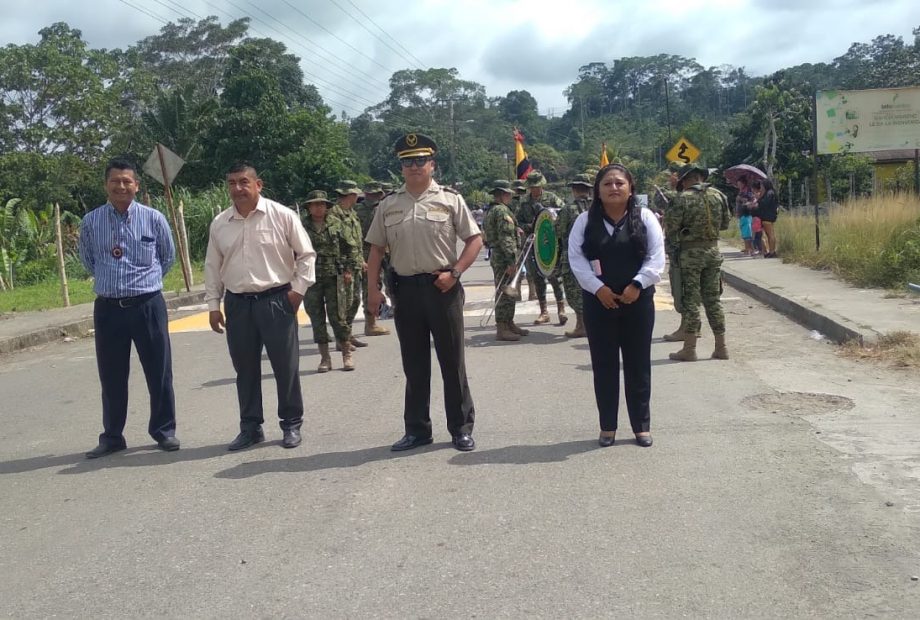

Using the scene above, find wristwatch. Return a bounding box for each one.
[630,279,642,290]
[449,268,462,280]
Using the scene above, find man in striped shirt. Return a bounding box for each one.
[78,158,179,458]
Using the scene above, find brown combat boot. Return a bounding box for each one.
[317,342,332,373]
[350,335,368,348]
[364,313,390,336]
[668,335,698,362]
[534,301,551,325]
[336,340,355,352]
[509,320,530,336]
[496,322,521,341]
[712,332,729,360]
[556,301,568,325]
[663,317,688,342]
[340,341,355,371]
[565,312,586,338]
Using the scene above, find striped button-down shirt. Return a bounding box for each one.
[78,201,176,298]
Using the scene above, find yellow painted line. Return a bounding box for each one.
[169,305,311,333]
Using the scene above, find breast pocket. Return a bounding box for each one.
[136,239,156,266]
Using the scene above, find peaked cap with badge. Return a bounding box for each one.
[394,133,438,159]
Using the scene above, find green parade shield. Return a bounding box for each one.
[533,208,559,277]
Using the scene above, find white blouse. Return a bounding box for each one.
[567,207,665,295]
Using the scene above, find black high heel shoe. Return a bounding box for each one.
[635,434,653,448]
[598,433,616,448]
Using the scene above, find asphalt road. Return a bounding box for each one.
[1,258,918,618]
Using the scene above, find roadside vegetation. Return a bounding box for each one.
[840,331,920,370]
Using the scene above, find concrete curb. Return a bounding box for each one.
[0,290,206,356]
[721,269,868,345]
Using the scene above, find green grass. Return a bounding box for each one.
[0,265,203,314]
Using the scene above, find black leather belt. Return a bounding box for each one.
[227,284,291,300]
[393,270,450,285]
[98,290,160,308]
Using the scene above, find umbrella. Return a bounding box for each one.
[724,164,767,186]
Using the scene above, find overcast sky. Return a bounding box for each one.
[4,0,920,117]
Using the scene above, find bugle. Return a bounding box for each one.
[480,234,534,327]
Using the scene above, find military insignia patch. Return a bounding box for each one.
[406,134,418,147]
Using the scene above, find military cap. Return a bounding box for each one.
[363,181,384,194]
[678,163,709,185]
[393,133,437,159]
[380,182,394,192]
[567,173,593,188]
[511,179,526,192]
[303,190,333,205]
[335,180,361,196]
[524,171,547,188]
[667,161,684,173]
[489,179,514,195]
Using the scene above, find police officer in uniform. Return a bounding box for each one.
[365,133,483,452]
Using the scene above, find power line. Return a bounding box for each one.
[279,0,394,74]
[325,0,426,71]
[116,0,169,25]
[343,0,428,70]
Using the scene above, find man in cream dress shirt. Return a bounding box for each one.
[205,163,316,450]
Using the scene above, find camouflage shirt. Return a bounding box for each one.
[329,204,364,267]
[303,217,353,277]
[664,184,731,245]
[516,190,565,236]
[482,201,519,265]
[354,199,379,256]
[555,197,590,269]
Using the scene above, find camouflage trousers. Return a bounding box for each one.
[491,260,516,323]
[678,247,725,336]
[303,274,351,343]
[347,271,362,325]
[526,253,564,302]
[558,265,583,314]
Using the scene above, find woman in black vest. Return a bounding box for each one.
[568,164,665,447]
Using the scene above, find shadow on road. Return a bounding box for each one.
[202,369,318,387]
[0,442,272,475]
[213,443,441,479]
[447,440,597,465]
[468,330,567,347]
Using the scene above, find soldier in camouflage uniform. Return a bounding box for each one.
[301,191,357,372]
[517,171,567,325]
[483,180,529,341]
[655,162,690,343]
[510,179,534,299]
[664,164,732,362]
[331,180,369,352]
[555,173,593,338]
[354,181,391,337]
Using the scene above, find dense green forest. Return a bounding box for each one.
[1,17,919,287]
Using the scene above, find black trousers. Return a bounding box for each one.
[582,289,655,433]
[392,275,475,438]
[93,291,176,446]
[224,289,303,433]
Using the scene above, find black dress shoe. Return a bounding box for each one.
[157,436,180,452]
[598,434,616,448]
[635,434,653,448]
[451,434,475,452]
[282,428,302,448]
[85,442,127,459]
[390,434,433,452]
[228,428,265,451]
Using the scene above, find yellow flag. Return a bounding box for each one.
[600,142,609,167]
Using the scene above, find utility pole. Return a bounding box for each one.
[449,99,458,186]
[664,76,673,143]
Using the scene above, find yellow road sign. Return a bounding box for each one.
[665,137,701,165]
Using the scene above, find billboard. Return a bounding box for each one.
[816,86,920,154]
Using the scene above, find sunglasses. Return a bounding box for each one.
[401,156,432,168]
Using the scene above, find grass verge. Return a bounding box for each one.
[0,265,203,314]
[839,331,920,370]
